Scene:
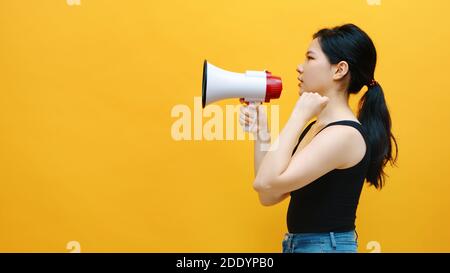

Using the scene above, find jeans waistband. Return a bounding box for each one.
[284,229,358,242]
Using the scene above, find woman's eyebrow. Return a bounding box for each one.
[306,50,315,55]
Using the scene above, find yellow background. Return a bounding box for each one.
[1,0,450,252]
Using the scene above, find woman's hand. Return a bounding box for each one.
[290,92,329,121]
[239,104,269,136]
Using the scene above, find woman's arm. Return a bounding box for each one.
[252,92,329,194]
[240,104,291,206]
[253,130,291,206]
[254,123,360,196]
[253,114,309,193]
[253,130,269,176]
[253,92,359,197]
[240,104,270,176]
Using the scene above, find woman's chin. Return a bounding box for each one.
[298,86,306,95]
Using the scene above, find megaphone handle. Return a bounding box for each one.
[243,101,262,133]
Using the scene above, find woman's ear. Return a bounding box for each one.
[332,61,349,80]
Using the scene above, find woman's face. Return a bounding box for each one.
[296,38,334,96]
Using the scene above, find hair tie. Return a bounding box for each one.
[368,79,378,87]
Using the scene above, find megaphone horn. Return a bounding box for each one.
[202,60,282,108]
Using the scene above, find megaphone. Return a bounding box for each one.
[201,60,282,108]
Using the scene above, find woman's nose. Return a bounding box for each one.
[296,65,303,74]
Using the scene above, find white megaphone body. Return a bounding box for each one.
[202,60,282,108]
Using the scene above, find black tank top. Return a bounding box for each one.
[287,120,371,233]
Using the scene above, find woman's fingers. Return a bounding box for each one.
[239,110,256,124]
[239,117,246,126]
[239,118,252,129]
[239,116,252,125]
[240,105,261,133]
[240,106,256,119]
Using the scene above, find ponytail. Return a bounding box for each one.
[357,82,398,189]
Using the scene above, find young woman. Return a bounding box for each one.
[240,24,398,253]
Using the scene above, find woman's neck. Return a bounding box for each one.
[315,89,355,127]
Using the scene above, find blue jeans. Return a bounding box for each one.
[282,230,358,253]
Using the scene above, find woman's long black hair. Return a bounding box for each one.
[313,24,398,189]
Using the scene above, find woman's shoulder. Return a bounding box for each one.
[314,118,362,137]
[315,122,367,169]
